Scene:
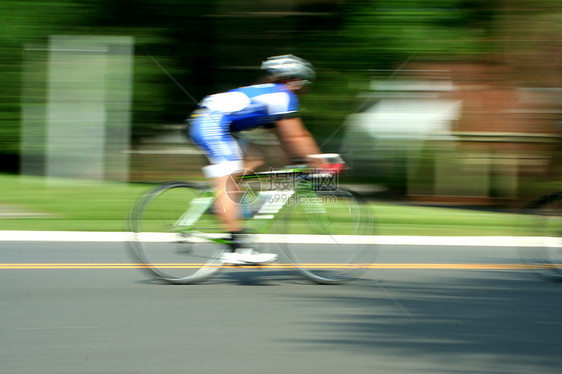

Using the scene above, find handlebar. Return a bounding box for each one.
[252,153,346,179]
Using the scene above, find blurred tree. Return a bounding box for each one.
[1,0,560,175]
[0,0,216,172]
[290,0,494,150]
[0,1,94,169]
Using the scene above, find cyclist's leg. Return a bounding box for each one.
[233,132,266,172]
[189,111,276,264]
[189,111,244,233]
[213,175,243,232]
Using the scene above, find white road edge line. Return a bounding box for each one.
[0,231,560,247]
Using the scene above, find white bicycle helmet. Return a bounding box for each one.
[261,54,315,83]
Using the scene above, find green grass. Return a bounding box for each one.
[371,202,523,236]
[0,174,148,232]
[0,173,527,235]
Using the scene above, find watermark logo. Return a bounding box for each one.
[225,169,262,205]
[265,168,338,192]
[225,168,339,207]
[265,192,337,206]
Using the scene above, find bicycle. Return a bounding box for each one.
[128,154,375,284]
[518,191,562,280]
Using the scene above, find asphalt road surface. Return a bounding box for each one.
[1,239,561,374]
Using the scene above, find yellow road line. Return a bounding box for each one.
[0,263,559,270]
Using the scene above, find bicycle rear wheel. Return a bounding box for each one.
[280,188,375,284]
[518,192,562,280]
[129,181,226,284]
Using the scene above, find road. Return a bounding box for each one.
[1,238,561,374]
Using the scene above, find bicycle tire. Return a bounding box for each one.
[279,187,375,284]
[128,181,226,284]
[518,192,562,280]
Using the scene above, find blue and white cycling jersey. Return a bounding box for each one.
[198,83,299,131]
[189,83,299,178]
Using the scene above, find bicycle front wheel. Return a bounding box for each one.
[518,192,562,280]
[129,181,226,284]
[279,188,375,284]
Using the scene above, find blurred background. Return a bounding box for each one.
[1,0,561,208]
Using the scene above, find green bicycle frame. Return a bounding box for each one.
[171,167,319,246]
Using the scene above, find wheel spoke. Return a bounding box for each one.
[280,188,376,284]
[129,182,225,284]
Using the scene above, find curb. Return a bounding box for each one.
[0,231,557,247]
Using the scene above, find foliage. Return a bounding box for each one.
[1,0,559,171]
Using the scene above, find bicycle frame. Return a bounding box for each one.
[171,167,325,246]
[128,162,373,284]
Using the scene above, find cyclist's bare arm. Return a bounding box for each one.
[274,117,322,166]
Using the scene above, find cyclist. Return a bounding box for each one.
[188,54,322,265]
